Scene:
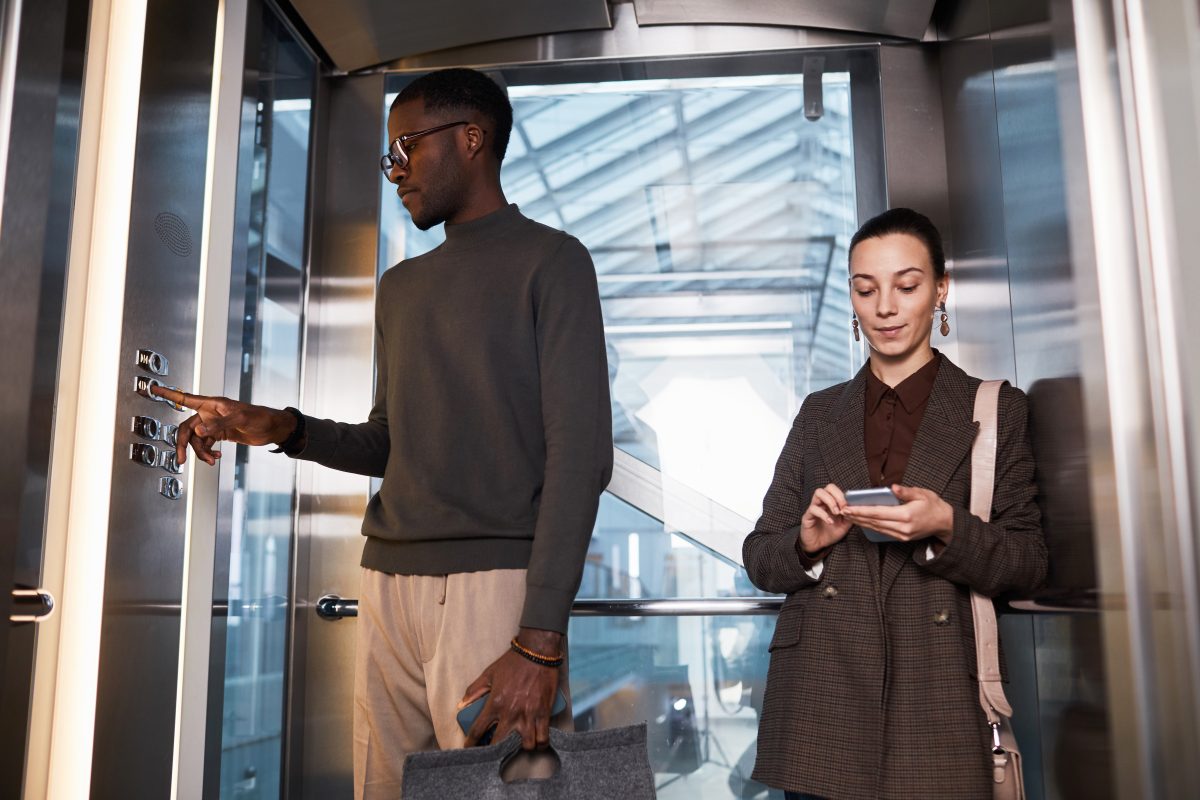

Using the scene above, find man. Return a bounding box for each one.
[155,68,612,798]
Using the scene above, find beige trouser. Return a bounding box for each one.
[353,567,572,800]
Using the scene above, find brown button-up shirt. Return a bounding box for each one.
[864,354,940,488]
[797,355,940,566]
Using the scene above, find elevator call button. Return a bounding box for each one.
[136,349,169,376]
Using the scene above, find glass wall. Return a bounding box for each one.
[379,54,873,797]
[214,6,316,798]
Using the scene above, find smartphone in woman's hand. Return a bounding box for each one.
[844,486,901,543]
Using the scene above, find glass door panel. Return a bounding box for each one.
[213,5,316,798]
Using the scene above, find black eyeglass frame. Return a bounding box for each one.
[379,120,470,176]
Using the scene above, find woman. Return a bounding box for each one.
[743,208,1047,800]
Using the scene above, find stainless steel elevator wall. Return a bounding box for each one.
[289,72,385,800]
[89,1,220,797]
[927,2,1110,798]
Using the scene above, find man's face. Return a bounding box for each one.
[385,99,468,231]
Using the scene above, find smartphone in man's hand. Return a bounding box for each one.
[456,688,569,745]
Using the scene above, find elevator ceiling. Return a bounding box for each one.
[283,0,937,72]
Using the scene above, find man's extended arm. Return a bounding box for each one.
[155,309,391,477]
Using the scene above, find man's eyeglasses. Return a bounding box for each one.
[379,121,469,176]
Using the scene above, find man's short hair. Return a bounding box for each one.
[393,68,513,162]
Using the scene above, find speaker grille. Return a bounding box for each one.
[153,212,194,258]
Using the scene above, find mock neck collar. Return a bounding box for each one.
[441,203,521,251]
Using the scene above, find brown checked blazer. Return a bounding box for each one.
[743,355,1047,800]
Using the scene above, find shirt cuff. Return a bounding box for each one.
[804,561,825,581]
[925,543,938,561]
[796,543,831,570]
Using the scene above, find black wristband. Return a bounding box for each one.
[270,407,305,455]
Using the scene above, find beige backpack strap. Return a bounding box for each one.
[970,380,1013,723]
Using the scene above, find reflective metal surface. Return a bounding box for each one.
[1056,0,1200,794]
[314,595,786,620]
[632,0,937,40]
[0,0,87,793]
[288,71,384,800]
[8,589,56,624]
[87,1,218,797]
[376,3,902,73]
[289,0,611,72]
[928,2,1114,798]
[206,4,318,795]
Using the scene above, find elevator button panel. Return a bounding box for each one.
[130,347,185,498]
[136,348,169,376]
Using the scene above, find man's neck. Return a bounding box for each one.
[445,178,508,226]
[869,346,936,388]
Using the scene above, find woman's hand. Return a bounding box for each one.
[841,484,955,546]
[799,484,853,554]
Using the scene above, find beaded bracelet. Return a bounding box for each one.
[510,636,564,668]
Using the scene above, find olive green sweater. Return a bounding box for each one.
[296,204,612,634]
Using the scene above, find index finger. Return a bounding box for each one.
[149,385,207,411]
[843,505,906,521]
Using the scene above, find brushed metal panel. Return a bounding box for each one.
[0,0,87,794]
[288,0,610,72]
[379,3,895,73]
[633,0,937,40]
[936,35,1018,382]
[877,45,951,238]
[289,73,383,800]
[89,1,219,797]
[990,10,1096,594]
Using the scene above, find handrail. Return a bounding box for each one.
[313,594,784,620]
[312,592,1097,620]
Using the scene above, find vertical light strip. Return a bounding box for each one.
[1068,0,1159,796]
[170,0,246,796]
[44,2,147,799]
[0,0,24,238]
[1117,0,1200,777]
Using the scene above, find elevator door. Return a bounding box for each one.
[0,0,86,795]
[203,3,318,797]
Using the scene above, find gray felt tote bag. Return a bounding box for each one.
[401,723,657,799]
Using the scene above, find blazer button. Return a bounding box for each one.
[933,609,951,625]
[823,585,838,599]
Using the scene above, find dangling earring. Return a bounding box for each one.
[851,315,860,342]
[938,304,950,337]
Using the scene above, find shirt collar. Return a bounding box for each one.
[864,353,941,415]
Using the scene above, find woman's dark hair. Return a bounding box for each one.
[393,68,513,162]
[848,208,946,279]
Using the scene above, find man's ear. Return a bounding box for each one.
[464,123,486,159]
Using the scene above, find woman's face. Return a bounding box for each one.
[848,233,948,361]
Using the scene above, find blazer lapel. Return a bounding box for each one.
[816,366,878,590]
[816,366,871,492]
[881,357,980,597]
